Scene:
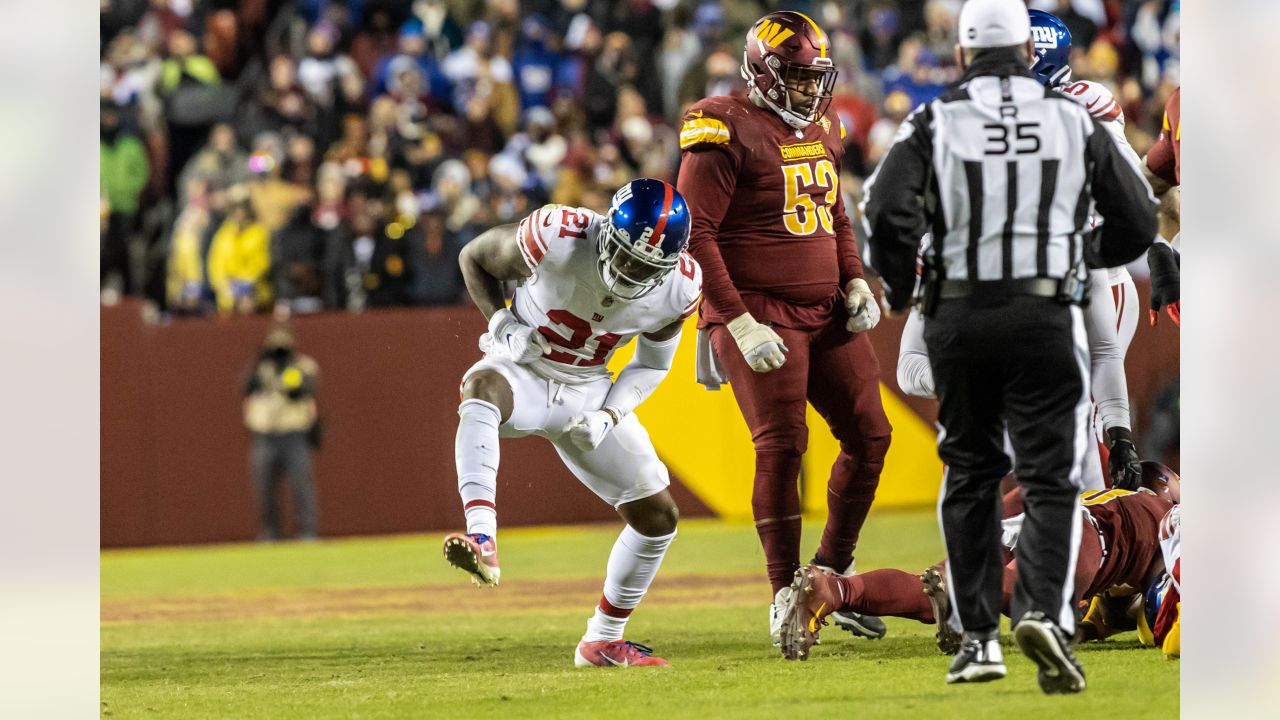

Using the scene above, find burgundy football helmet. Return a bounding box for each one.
[741,11,838,130]
[1140,461,1181,505]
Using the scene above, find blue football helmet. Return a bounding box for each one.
[1029,10,1072,87]
[598,179,691,299]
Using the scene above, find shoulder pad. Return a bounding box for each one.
[679,99,736,150]
[517,205,596,270]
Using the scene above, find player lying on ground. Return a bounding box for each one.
[1079,501,1180,658]
[778,462,1180,666]
[442,178,702,668]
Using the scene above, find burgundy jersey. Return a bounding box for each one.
[676,95,864,329]
[1079,488,1173,598]
[1146,87,1181,186]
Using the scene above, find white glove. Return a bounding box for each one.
[844,278,881,334]
[485,308,550,364]
[565,409,618,451]
[726,313,788,373]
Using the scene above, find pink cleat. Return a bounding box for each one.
[442,532,500,586]
[574,640,669,668]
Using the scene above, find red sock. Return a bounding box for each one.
[835,569,936,623]
[752,451,803,595]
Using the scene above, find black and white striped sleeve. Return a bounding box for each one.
[862,104,934,311]
[1083,117,1159,269]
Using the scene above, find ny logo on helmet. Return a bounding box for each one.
[1031,26,1059,48]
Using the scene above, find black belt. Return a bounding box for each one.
[938,277,1063,300]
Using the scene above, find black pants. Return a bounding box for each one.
[925,295,1089,635]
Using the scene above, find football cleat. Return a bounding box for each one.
[778,565,843,661]
[442,532,501,587]
[1014,612,1086,694]
[945,631,1007,684]
[574,640,669,668]
[920,566,962,654]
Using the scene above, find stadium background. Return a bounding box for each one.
[99,0,1181,547]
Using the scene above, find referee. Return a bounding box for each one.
[861,0,1156,695]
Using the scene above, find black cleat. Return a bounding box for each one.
[920,567,962,654]
[1014,612,1086,694]
[945,630,1007,684]
[830,610,888,640]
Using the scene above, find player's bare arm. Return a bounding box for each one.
[459,222,533,320]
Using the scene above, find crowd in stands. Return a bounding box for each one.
[100,0,1181,317]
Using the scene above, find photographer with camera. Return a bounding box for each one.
[243,322,322,541]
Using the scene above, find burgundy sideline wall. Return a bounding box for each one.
[101,282,1177,548]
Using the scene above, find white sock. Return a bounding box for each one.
[456,399,501,538]
[583,525,676,642]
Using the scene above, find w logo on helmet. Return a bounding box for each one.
[754,20,795,48]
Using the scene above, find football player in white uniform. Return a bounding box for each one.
[1027,9,1151,484]
[441,179,702,668]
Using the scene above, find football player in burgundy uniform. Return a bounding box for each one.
[442,179,702,668]
[676,10,893,645]
[1144,87,1182,325]
[778,462,1180,661]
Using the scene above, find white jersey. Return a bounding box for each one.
[509,205,702,385]
[1056,80,1141,287]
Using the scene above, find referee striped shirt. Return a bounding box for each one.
[862,54,1157,308]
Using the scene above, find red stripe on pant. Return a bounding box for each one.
[464,499,496,511]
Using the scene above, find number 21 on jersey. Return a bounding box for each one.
[782,159,838,236]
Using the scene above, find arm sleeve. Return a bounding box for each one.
[1083,271,1131,431]
[1084,119,1159,268]
[602,331,681,417]
[896,310,935,398]
[678,146,750,321]
[861,105,933,310]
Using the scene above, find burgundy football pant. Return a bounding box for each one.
[710,320,892,595]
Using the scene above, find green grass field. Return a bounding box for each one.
[101,509,1178,719]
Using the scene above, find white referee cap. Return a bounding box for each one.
[958,0,1032,49]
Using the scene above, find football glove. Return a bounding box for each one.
[565,408,619,451]
[1106,427,1143,490]
[1146,241,1179,325]
[726,313,788,372]
[844,278,881,333]
[484,308,550,364]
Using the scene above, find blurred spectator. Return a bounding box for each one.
[428,159,483,237]
[101,100,151,295]
[442,21,514,113]
[165,177,214,314]
[371,19,452,109]
[243,322,322,542]
[207,184,272,314]
[273,203,327,314]
[177,122,250,206]
[511,14,563,111]
[247,132,310,233]
[158,28,228,195]
[676,48,739,111]
[413,210,467,305]
[583,32,636,135]
[297,21,365,112]
[656,4,700,120]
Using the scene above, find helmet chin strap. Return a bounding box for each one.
[747,85,811,131]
